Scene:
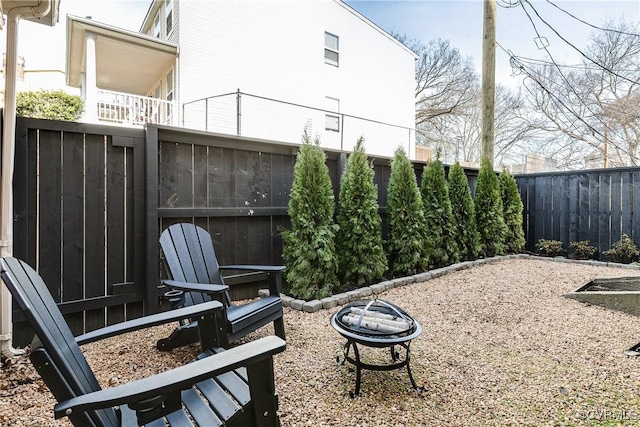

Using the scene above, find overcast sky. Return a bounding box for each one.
[7,0,640,89]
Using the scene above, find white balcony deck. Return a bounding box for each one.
[95,89,174,127]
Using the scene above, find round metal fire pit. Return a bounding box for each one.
[334,298,417,339]
[330,298,423,397]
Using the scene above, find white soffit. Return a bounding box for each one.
[66,14,178,95]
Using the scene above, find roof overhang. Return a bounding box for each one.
[0,0,60,28]
[66,14,178,95]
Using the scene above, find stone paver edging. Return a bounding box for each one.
[262,254,640,313]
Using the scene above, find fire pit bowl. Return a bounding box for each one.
[333,299,418,340]
[330,299,423,397]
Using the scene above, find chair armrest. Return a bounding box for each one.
[76,301,223,346]
[54,336,286,420]
[162,279,229,294]
[219,265,285,295]
[219,265,286,273]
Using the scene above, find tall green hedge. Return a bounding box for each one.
[474,157,507,257]
[421,158,459,268]
[387,148,428,276]
[336,138,387,288]
[448,162,481,261]
[499,168,525,254]
[281,130,338,300]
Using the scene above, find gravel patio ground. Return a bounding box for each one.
[2,257,640,426]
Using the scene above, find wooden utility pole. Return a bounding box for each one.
[480,0,496,164]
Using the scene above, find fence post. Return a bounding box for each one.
[236,89,242,136]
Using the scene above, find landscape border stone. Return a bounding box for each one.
[273,254,640,312]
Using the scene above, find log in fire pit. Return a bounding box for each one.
[330,299,423,397]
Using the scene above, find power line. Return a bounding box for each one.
[545,0,640,38]
[521,0,640,87]
[512,53,638,162]
[517,1,629,141]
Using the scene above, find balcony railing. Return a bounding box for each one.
[96,89,174,126]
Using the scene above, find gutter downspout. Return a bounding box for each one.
[0,0,53,357]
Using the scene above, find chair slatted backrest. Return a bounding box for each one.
[160,223,232,306]
[0,257,118,426]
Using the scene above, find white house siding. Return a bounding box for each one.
[175,0,416,158]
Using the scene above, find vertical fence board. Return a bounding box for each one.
[610,171,622,245]
[525,176,536,249]
[106,140,126,326]
[534,176,546,242]
[551,175,563,240]
[208,146,224,207]
[84,134,107,332]
[194,144,208,207]
[61,131,85,335]
[13,126,34,264]
[270,153,287,207]
[597,173,611,251]
[577,173,590,243]
[38,129,63,300]
[568,174,579,243]
[159,141,178,208]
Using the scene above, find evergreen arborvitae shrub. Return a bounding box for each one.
[336,137,387,288]
[386,147,428,276]
[420,158,459,268]
[448,162,481,261]
[499,168,526,254]
[281,130,338,300]
[474,157,507,257]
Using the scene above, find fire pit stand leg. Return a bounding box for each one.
[338,338,421,398]
[403,341,421,391]
[337,339,364,397]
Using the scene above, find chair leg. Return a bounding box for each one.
[273,317,285,340]
[246,357,280,427]
[156,323,200,351]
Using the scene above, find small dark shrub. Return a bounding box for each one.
[603,234,640,264]
[568,240,598,260]
[536,239,565,257]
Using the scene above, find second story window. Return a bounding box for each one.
[153,13,160,38]
[324,32,339,67]
[165,0,173,35]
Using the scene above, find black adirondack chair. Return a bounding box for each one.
[0,257,286,426]
[158,223,285,350]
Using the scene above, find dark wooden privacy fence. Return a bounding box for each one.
[14,118,470,346]
[12,119,147,345]
[515,167,640,254]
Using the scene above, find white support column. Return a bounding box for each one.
[84,32,98,122]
